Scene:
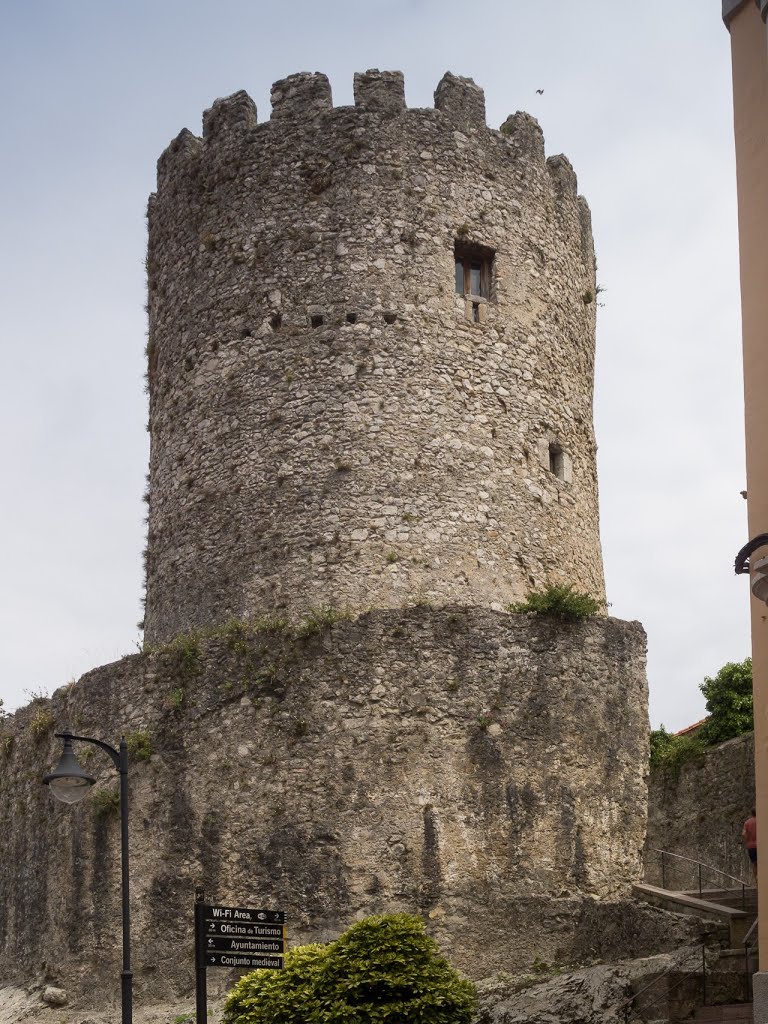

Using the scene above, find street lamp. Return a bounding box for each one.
[734,533,768,603]
[44,730,132,1024]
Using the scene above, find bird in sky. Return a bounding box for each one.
[536,89,544,95]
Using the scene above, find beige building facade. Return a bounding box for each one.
[723,0,768,1017]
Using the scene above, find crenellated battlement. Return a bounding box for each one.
[270,71,333,119]
[434,71,486,127]
[156,127,202,190]
[155,70,567,191]
[202,88,257,141]
[353,69,405,113]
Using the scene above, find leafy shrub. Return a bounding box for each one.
[125,730,151,761]
[699,657,753,745]
[223,618,251,655]
[166,632,202,676]
[29,708,55,741]
[252,614,289,634]
[92,788,120,817]
[164,687,185,711]
[224,944,329,1024]
[650,658,753,774]
[508,583,604,621]
[296,605,352,638]
[222,914,475,1024]
[649,726,675,767]
[649,726,706,774]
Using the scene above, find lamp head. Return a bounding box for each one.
[43,730,95,804]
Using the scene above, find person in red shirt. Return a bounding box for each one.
[743,809,757,882]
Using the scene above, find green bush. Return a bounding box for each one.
[165,631,202,676]
[125,730,152,761]
[508,583,604,621]
[296,605,352,638]
[29,708,55,741]
[92,788,120,818]
[650,657,754,773]
[222,914,475,1024]
[649,725,706,774]
[699,657,753,745]
[649,726,675,767]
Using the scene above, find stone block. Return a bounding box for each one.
[353,69,405,114]
[271,72,332,119]
[500,111,545,164]
[434,72,486,127]
[203,89,257,141]
[547,153,579,197]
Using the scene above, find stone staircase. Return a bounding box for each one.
[684,887,758,912]
[633,867,757,1022]
[692,1004,753,1021]
[634,883,756,948]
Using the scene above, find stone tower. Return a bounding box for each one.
[0,73,650,1002]
[144,70,604,643]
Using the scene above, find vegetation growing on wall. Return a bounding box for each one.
[649,727,706,774]
[91,788,120,817]
[508,584,604,621]
[222,913,476,1024]
[29,707,55,741]
[125,730,152,761]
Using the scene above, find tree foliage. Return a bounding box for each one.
[649,657,753,772]
[222,914,476,1024]
[698,657,753,745]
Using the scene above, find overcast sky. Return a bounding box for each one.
[0,0,750,729]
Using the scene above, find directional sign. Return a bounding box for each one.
[195,895,286,1024]
[203,904,285,925]
[206,936,285,955]
[205,953,284,970]
[205,920,284,939]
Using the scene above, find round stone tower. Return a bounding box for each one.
[144,70,605,643]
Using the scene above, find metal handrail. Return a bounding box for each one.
[651,847,753,888]
[744,917,759,1001]
[620,944,708,1013]
[651,847,753,905]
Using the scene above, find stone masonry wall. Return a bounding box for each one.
[645,732,755,888]
[144,70,604,643]
[0,609,647,1003]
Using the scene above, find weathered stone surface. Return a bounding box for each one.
[0,608,647,1002]
[202,90,257,142]
[143,70,604,644]
[434,72,486,127]
[645,732,755,888]
[477,961,644,1024]
[353,69,405,113]
[475,947,735,1024]
[0,72,651,1018]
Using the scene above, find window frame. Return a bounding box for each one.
[454,241,495,301]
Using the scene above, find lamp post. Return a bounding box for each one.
[44,730,132,1024]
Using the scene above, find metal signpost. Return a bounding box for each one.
[194,890,285,1023]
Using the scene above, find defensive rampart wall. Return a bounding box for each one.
[645,732,755,888]
[0,609,647,1002]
